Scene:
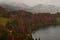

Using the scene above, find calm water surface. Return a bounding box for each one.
[32,26,60,40]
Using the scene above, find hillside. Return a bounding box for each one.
[0,3,60,13]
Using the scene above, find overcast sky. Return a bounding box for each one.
[0,0,60,7]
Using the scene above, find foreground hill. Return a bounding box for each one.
[0,5,60,30]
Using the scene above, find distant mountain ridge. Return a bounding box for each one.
[0,3,30,11]
[0,3,60,13]
[30,4,60,13]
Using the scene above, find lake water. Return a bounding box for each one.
[32,26,60,40]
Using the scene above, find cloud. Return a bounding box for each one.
[0,0,60,7]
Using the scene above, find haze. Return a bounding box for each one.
[0,0,60,7]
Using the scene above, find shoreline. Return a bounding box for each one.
[32,24,60,32]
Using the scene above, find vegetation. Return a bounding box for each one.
[0,6,60,40]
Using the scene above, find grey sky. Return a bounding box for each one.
[0,0,60,7]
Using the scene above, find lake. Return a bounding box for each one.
[32,26,60,40]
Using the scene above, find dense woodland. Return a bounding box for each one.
[0,6,60,40]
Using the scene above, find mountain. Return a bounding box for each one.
[29,4,60,13]
[0,3,31,11]
[0,3,60,13]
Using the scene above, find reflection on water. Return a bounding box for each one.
[32,26,60,40]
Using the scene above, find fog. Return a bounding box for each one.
[0,0,60,7]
